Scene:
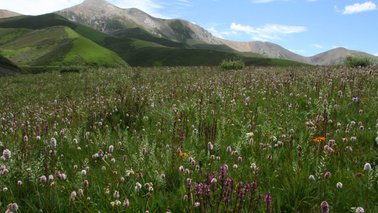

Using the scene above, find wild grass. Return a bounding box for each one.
[0,66,377,212]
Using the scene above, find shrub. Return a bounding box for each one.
[219,58,245,70]
[344,56,372,68]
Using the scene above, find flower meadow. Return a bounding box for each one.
[0,66,377,212]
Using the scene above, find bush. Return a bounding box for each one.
[219,58,245,70]
[345,56,372,68]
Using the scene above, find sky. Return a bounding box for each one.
[1,0,377,56]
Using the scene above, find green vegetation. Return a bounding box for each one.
[219,58,245,70]
[345,56,373,68]
[0,13,305,69]
[0,66,377,212]
[0,26,127,69]
[0,54,20,75]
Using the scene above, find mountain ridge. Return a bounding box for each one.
[1,1,377,66]
[54,0,376,65]
[0,10,21,19]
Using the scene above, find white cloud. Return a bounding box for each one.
[230,23,307,41]
[113,0,165,17]
[374,53,378,56]
[312,44,323,49]
[206,26,237,39]
[343,1,376,15]
[251,0,287,3]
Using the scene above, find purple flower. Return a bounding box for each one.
[324,171,332,179]
[321,201,329,213]
[352,97,360,102]
[219,164,228,180]
[264,193,272,203]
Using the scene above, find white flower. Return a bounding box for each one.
[308,175,316,181]
[108,145,114,153]
[336,182,343,189]
[135,182,142,192]
[50,138,57,149]
[2,149,11,160]
[355,207,364,213]
[70,191,77,201]
[363,163,372,171]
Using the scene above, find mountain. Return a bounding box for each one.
[0,10,21,19]
[309,47,378,65]
[220,40,309,63]
[57,0,222,45]
[56,0,376,65]
[0,19,127,69]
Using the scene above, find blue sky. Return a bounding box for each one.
[1,0,377,56]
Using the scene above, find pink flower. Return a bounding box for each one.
[321,201,329,213]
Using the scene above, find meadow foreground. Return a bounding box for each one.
[0,66,377,212]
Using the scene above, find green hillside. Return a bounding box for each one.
[0,54,20,75]
[0,26,127,69]
[0,13,304,69]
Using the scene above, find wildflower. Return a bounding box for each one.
[363,163,372,171]
[70,191,77,201]
[226,146,232,153]
[210,177,217,184]
[355,207,364,213]
[2,149,11,160]
[246,132,254,138]
[250,163,258,172]
[113,191,120,199]
[328,139,336,147]
[108,145,114,153]
[336,182,343,189]
[50,138,57,149]
[313,136,326,143]
[324,171,331,179]
[123,198,130,207]
[39,175,47,184]
[321,201,329,213]
[194,202,200,208]
[179,152,189,157]
[208,142,214,151]
[111,200,121,207]
[81,170,87,176]
[17,180,23,186]
[355,172,364,177]
[265,193,272,213]
[78,189,84,197]
[135,182,142,191]
[352,97,360,102]
[72,138,78,145]
[6,203,18,213]
[308,175,316,181]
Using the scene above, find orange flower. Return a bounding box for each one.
[179,152,189,157]
[312,136,326,143]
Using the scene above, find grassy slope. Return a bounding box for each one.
[0,26,127,68]
[0,54,20,75]
[0,14,304,67]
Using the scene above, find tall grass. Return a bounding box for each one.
[0,66,377,212]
